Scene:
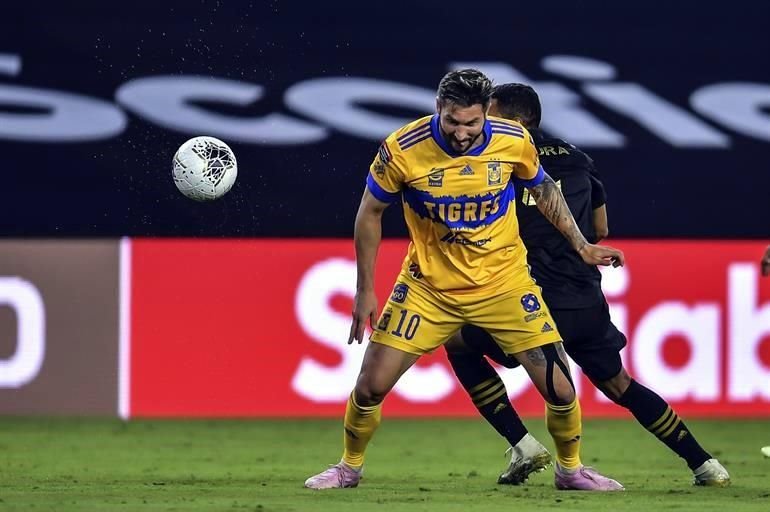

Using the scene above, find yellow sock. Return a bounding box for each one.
[546,399,582,470]
[341,392,382,468]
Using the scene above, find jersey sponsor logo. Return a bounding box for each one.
[402,181,514,230]
[487,162,502,185]
[459,165,474,176]
[521,293,542,313]
[439,232,493,247]
[524,310,547,322]
[541,321,554,333]
[427,168,444,187]
[408,262,423,279]
[390,283,409,304]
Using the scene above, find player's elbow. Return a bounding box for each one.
[594,226,609,242]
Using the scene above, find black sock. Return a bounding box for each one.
[446,350,528,447]
[618,379,711,470]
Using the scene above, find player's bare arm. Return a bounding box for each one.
[349,187,390,344]
[528,174,587,251]
[593,205,608,242]
[528,174,624,267]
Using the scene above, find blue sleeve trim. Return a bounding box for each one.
[366,173,401,203]
[513,164,546,188]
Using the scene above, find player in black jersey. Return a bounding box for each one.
[444,83,730,489]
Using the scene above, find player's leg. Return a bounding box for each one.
[478,286,622,490]
[471,284,623,491]
[445,327,528,448]
[513,342,623,491]
[558,300,729,487]
[304,342,418,489]
[591,364,714,474]
[600,369,729,487]
[512,343,579,467]
[305,276,461,489]
[472,288,581,471]
[344,342,418,463]
[445,327,551,484]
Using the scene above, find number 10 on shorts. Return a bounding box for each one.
[378,307,422,341]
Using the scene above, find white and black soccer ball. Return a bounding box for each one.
[172,136,237,201]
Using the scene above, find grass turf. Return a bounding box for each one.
[0,418,768,511]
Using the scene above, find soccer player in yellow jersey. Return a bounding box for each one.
[304,69,625,491]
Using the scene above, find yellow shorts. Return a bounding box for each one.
[370,270,562,356]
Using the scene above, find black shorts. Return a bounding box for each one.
[460,299,627,382]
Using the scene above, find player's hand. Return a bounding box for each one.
[578,243,625,267]
[348,289,378,344]
[762,245,770,277]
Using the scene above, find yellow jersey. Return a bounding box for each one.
[367,114,544,292]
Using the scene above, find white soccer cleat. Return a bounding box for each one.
[497,433,553,485]
[693,458,730,487]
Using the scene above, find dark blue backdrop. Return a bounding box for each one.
[1,0,768,237]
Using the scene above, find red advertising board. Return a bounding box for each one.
[128,239,770,418]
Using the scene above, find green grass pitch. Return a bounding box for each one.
[0,418,768,511]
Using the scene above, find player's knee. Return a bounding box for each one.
[549,378,576,406]
[537,369,576,406]
[353,383,386,407]
[596,368,631,403]
[354,375,390,406]
[538,343,576,405]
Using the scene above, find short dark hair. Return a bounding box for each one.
[437,69,493,109]
[491,83,542,128]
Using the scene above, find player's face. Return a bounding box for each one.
[437,101,487,153]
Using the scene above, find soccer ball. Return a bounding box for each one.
[172,136,237,201]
